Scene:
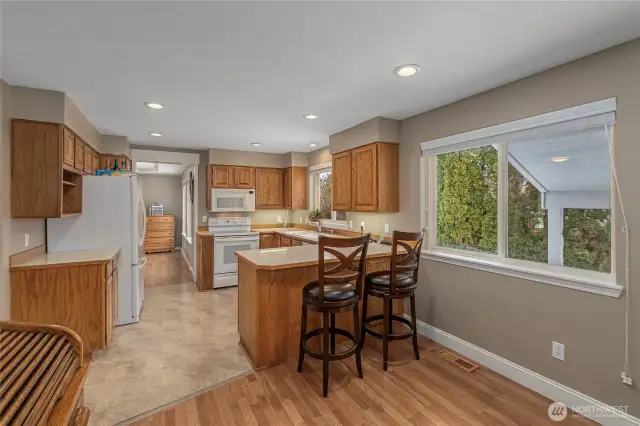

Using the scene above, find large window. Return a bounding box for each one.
[423,98,619,293]
[310,165,332,219]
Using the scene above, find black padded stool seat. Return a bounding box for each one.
[297,234,370,397]
[366,272,416,291]
[361,230,425,371]
[303,281,358,302]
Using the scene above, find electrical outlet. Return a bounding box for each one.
[621,372,633,386]
[360,221,365,230]
[277,216,282,223]
[349,221,353,230]
[384,224,390,234]
[299,217,303,223]
[552,341,565,361]
[24,233,30,247]
[202,216,207,223]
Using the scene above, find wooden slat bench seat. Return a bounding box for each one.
[0,321,91,426]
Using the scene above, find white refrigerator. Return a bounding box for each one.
[47,175,147,326]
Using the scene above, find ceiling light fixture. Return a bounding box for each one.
[144,102,164,109]
[309,143,318,147]
[551,156,569,163]
[251,142,261,147]
[393,64,420,77]
[149,132,162,137]
[303,114,317,120]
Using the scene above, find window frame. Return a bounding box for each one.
[308,162,332,218]
[420,100,622,298]
[182,178,193,242]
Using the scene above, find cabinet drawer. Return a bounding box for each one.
[146,222,175,231]
[147,216,174,223]
[144,237,174,247]
[280,236,292,247]
[145,230,174,238]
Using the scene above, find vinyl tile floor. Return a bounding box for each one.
[84,281,253,426]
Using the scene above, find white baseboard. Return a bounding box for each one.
[180,247,193,272]
[409,317,639,426]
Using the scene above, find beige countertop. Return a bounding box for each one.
[11,248,121,271]
[236,242,394,271]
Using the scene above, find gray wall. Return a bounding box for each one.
[139,174,183,243]
[329,116,399,154]
[0,81,48,320]
[208,148,286,168]
[399,39,639,415]
[308,146,331,167]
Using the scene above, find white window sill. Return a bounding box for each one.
[421,250,623,298]
[182,234,193,245]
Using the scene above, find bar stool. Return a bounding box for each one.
[297,234,371,397]
[361,230,425,371]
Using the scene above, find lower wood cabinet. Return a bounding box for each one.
[144,215,175,253]
[196,232,214,292]
[10,251,120,353]
[259,233,275,249]
[280,236,292,247]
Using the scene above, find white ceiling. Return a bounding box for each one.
[3,2,640,154]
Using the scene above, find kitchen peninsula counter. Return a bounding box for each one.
[236,243,403,369]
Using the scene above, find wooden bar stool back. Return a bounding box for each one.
[297,234,371,397]
[361,229,425,371]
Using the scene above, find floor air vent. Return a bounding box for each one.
[438,350,480,373]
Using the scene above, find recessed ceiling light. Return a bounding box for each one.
[309,143,318,147]
[393,64,420,77]
[303,114,317,120]
[551,156,569,163]
[149,132,162,137]
[144,102,164,109]
[251,142,261,147]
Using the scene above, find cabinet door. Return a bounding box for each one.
[292,238,303,246]
[255,168,283,208]
[260,234,274,249]
[332,151,352,211]
[233,167,255,189]
[112,269,118,329]
[211,165,233,188]
[283,167,292,209]
[92,152,100,174]
[280,236,292,247]
[351,144,378,212]
[74,137,85,170]
[274,234,281,248]
[63,128,75,166]
[84,146,93,174]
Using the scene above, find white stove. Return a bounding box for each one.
[208,217,259,288]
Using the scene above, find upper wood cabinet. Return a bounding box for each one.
[332,150,352,211]
[99,154,132,171]
[83,145,94,175]
[11,120,84,218]
[211,165,234,188]
[92,152,100,175]
[283,166,308,210]
[255,167,283,208]
[233,166,255,189]
[74,137,85,171]
[63,128,75,166]
[332,142,399,212]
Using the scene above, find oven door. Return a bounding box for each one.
[213,236,259,275]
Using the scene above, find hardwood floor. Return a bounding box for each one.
[144,251,193,287]
[130,337,595,426]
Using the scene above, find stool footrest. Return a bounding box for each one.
[363,314,415,341]
[301,327,358,361]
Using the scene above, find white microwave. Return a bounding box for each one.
[210,189,256,212]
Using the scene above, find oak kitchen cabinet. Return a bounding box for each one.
[255,167,284,209]
[99,154,132,171]
[234,166,256,189]
[10,248,120,353]
[11,120,85,218]
[331,150,352,211]
[211,165,234,188]
[332,142,399,212]
[259,233,275,249]
[210,165,256,189]
[283,166,308,210]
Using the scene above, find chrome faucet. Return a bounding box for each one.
[308,220,322,233]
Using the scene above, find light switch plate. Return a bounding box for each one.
[552,341,565,361]
[24,233,30,247]
[202,216,208,223]
[384,224,390,234]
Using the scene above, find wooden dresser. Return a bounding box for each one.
[144,215,175,253]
